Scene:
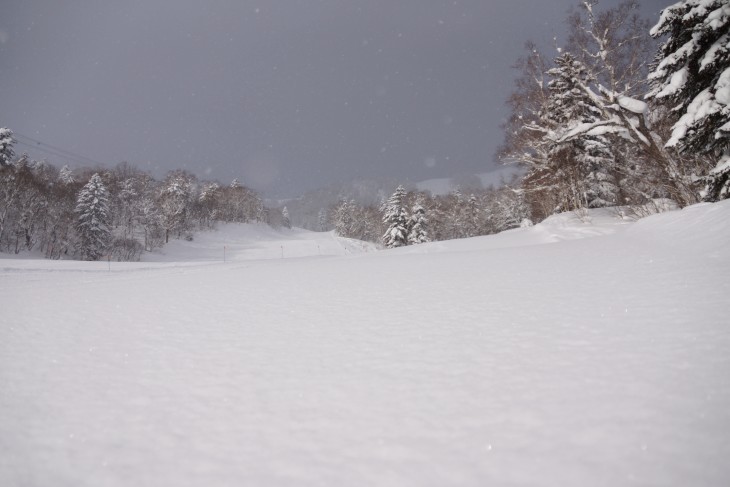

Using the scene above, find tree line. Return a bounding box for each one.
[498,0,729,222]
[0,133,265,260]
[329,180,530,248]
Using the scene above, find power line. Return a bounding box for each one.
[14,132,105,167]
[13,132,107,167]
[13,140,100,167]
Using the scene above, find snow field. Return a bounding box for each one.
[1,202,729,486]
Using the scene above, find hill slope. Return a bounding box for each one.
[1,202,729,486]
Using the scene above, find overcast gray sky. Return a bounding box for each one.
[1,0,669,197]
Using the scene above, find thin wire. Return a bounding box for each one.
[14,133,104,167]
[13,140,102,167]
[13,132,106,167]
[14,132,99,162]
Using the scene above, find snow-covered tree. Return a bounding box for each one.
[282,206,291,229]
[563,3,699,208]
[489,187,532,232]
[75,173,111,260]
[408,199,430,244]
[197,182,220,227]
[0,128,15,167]
[463,194,480,237]
[648,0,730,201]
[138,196,164,251]
[220,182,262,223]
[446,189,469,239]
[158,171,195,242]
[381,185,409,248]
[42,169,81,259]
[331,199,381,241]
[198,181,220,204]
[502,1,701,212]
[116,178,139,239]
[1,157,48,253]
[568,1,695,206]
[59,165,75,185]
[333,199,355,237]
[567,0,651,99]
[498,43,553,171]
[318,208,328,231]
[544,52,619,210]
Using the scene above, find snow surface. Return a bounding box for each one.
[1,202,730,486]
[415,165,520,195]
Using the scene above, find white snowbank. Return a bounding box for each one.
[1,201,729,486]
[618,94,647,114]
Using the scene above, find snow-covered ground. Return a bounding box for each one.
[1,202,729,486]
[415,165,520,195]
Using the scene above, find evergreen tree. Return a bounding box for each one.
[445,189,468,239]
[490,187,532,231]
[198,182,220,227]
[408,200,430,244]
[138,196,164,251]
[282,206,291,229]
[544,52,619,209]
[318,208,328,231]
[502,2,700,213]
[465,194,482,237]
[381,185,409,248]
[159,171,194,242]
[116,178,139,240]
[0,128,15,167]
[59,165,75,185]
[333,199,355,237]
[75,173,111,260]
[648,0,730,201]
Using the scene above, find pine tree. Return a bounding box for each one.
[446,189,468,239]
[117,178,139,239]
[198,182,220,227]
[75,173,111,260]
[199,182,220,203]
[318,208,328,231]
[282,206,291,229]
[381,185,409,248]
[159,171,194,242]
[408,199,430,244]
[59,165,75,185]
[333,199,355,237]
[139,196,163,251]
[544,52,619,209]
[491,187,532,231]
[648,0,730,200]
[0,128,15,167]
[465,194,482,237]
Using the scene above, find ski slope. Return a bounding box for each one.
[1,202,729,486]
[415,166,520,195]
